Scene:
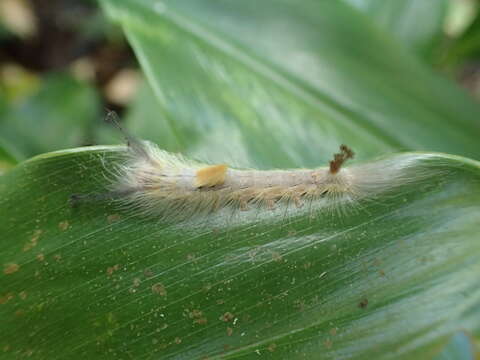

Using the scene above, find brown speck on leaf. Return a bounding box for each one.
[25,349,34,357]
[324,338,333,349]
[271,251,283,263]
[3,263,19,275]
[32,229,42,240]
[106,264,120,276]
[329,328,337,336]
[152,283,167,296]
[19,291,27,300]
[58,220,69,231]
[226,327,233,336]
[3,345,10,352]
[143,269,154,277]
[194,317,208,325]
[0,292,15,305]
[36,253,45,261]
[132,278,141,287]
[379,269,386,277]
[359,298,369,309]
[23,229,42,251]
[329,145,354,174]
[268,343,277,352]
[189,309,203,319]
[174,337,182,345]
[294,299,306,311]
[219,312,234,322]
[23,242,33,252]
[53,254,62,261]
[107,214,121,223]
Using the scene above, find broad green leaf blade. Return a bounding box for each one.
[343,0,449,61]
[0,143,18,175]
[0,72,101,160]
[101,0,480,168]
[1,148,479,359]
[442,8,480,68]
[433,332,477,360]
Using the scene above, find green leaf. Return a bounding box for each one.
[442,8,480,68]
[100,0,480,168]
[1,148,479,359]
[0,142,18,175]
[0,72,101,160]
[433,332,478,360]
[343,0,449,61]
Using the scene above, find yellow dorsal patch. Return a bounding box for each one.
[195,164,228,188]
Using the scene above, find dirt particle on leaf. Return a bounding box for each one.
[226,327,233,336]
[143,268,154,277]
[107,214,121,223]
[189,309,207,325]
[186,253,198,263]
[32,229,42,240]
[19,291,27,300]
[3,263,19,275]
[194,317,208,325]
[267,343,277,352]
[189,309,203,319]
[36,253,45,261]
[174,337,182,345]
[324,338,333,349]
[271,251,283,263]
[23,242,34,252]
[294,299,306,311]
[151,283,167,296]
[106,264,120,276]
[0,292,15,305]
[53,254,62,262]
[132,278,141,287]
[219,312,234,322]
[329,328,337,336]
[358,298,369,309]
[23,229,42,251]
[58,220,70,231]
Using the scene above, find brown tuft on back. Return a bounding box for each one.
[329,145,354,174]
[195,164,228,188]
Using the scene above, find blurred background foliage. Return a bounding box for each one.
[0,0,479,171]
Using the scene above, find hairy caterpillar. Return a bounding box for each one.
[72,114,442,222]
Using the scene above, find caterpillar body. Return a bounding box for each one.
[103,140,356,220]
[74,116,441,222]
